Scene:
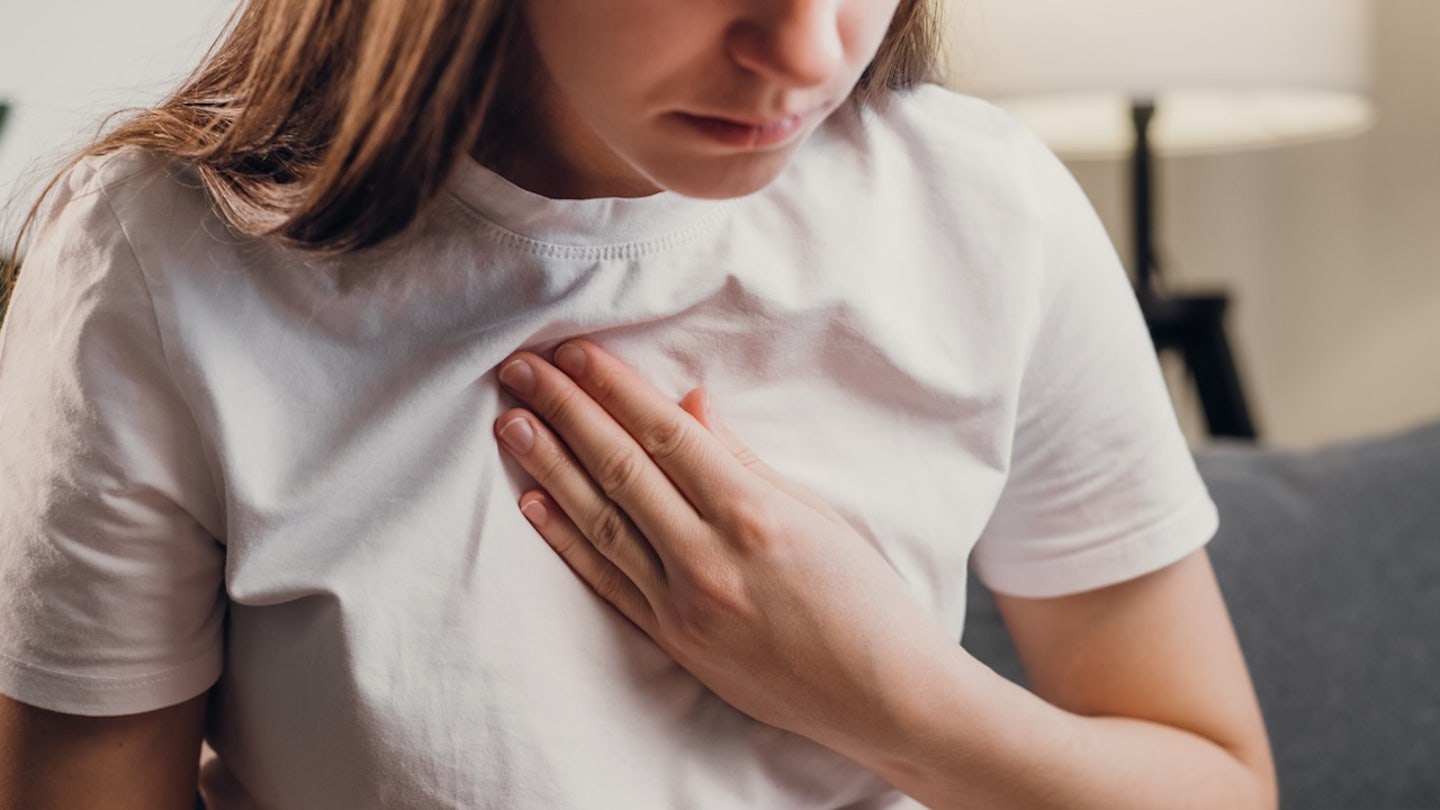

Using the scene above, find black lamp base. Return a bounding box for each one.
[1140,291,1257,439]
[1130,99,1258,440]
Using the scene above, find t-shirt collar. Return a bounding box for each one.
[445,156,730,250]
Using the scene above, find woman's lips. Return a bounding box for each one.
[677,111,812,149]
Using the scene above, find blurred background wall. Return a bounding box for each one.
[0,1,235,237]
[946,0,1439,449]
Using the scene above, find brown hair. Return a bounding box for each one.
[3,0,940,309]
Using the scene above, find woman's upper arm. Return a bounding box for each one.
[0,157,225,717]
[993,549,1275,781]
[0,692,206,810]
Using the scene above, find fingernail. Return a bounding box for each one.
[520,498,548,527]
[499,358,536,396]
[554,343,586,377]
[497,416,535,453]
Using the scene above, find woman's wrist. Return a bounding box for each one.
[820,641,1275,810]
[809,636,996,781]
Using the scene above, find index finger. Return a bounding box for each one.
[548,340,749,518]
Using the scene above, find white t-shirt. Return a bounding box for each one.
[0,85,1216,808]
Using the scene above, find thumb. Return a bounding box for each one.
[679,389,842,520]
[679,388,763,472]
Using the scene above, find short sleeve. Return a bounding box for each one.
[0,160,225,716]
[969,128,1218,599]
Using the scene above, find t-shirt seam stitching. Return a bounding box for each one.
[0,643,221,690]
[441,191,732,260]
[95,179,185,390]
[94,177,226,536]
[977,487,1217,572]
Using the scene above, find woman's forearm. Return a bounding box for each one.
[829,644,1276,810]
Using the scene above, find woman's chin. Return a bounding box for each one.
[644,149,800,201]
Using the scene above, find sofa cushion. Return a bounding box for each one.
[962,420,1440,809]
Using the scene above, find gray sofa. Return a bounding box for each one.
[962,420,1440,809]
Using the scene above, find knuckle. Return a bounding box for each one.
[586,504,630,556]
[530,442,572,487]
[589,563,631,606]
[637,416,691,463]
[584,361,623,404]
[545,524,583,558]
[692,566,745,610]
[733,445,763,470]
[671,567,749,639]
[723,503,783,555]
[593,446,646,499]
[538,382,586,432]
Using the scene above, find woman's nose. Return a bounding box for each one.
[727,0,846,88]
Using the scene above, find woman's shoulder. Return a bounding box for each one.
[805,83,1100,242]
[877,83,1027,139]
[840,84,1046,170]
[58,148,214,234]
[789,84,1072,247]
[26,148,226,278]
[42,147,290,294]
[807,85,1065,214]
[17,147,290,341]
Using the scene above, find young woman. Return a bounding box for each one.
[0,0,1275,807]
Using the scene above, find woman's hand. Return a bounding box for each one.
[493,340,1279,810]
[493,339,959,751]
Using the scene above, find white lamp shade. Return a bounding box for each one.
[944,0,1376,159]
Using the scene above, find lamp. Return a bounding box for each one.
[943,0,1376,439]
[948,0,1373,156]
